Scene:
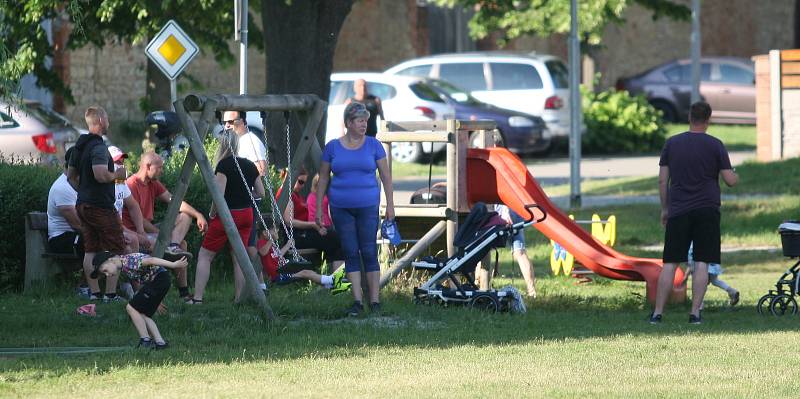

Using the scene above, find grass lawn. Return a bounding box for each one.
[3,192,799,397]
[666,123,756,151]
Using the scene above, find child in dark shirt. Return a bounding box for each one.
[91,251,188,349]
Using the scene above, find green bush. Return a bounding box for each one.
[581,87,667,154]
[0,160,61,291]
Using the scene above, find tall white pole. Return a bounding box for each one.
[690,0,701,104]
[568,0,582,208]
[170,79,177,111]
[239,0,248,95]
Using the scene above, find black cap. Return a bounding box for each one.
[90,251,116,279]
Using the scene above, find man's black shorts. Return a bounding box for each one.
[663,207,720,264]
[129,271,170,317]
[48,231,84,258]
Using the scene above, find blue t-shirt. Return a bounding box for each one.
[658,132,732,218]
[322,136,386,208]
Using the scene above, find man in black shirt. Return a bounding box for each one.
[651,102,738,324]
[68,106,127,301]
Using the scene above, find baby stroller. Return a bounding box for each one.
[412,202,546,313]
[757,221,800,316]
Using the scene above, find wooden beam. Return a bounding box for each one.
[455,120,497,131]
[781,61,800,75]
[184,94,320,112]
[376,131,451,143]
[780,49,800,61]
[382,205,450,218]
[381,120,452,132]
[781,75,800,89]
[379,220,447,288]
[175,99,274,321]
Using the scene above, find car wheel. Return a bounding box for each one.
[391,142,423,163]
[650,100,677,123]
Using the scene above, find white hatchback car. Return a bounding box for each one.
[384,52,572,140]
[0,100,80,164]
[327,73,455,163]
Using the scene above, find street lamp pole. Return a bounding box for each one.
[690,0,701,104]
[236,0,248,95]
[568,0,582,208]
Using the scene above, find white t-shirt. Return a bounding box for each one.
[114,182,132,218]
[47,174,77,239]
[237,131,266,165]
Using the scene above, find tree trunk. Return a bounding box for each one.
[146,59,173,112]
[262,0,354,167]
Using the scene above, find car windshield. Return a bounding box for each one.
[427,80,482,105]
[25,104,69,126]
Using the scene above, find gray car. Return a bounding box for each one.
[616,57,755,124]
[0,100,80,164]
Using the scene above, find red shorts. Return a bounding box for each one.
[201,208,253,253]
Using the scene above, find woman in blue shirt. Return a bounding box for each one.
[316,102,395,317]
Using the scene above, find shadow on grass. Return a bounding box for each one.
[1,272,797,375]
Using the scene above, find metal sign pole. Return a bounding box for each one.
[170,79,177,111]
[690,0,701,104]
[238,0,248,95]
[568,0,582,208]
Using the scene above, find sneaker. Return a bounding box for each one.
[331,269,351,295]
[164,244,193,261]
[275,273,297,285]
[102,295,126,303]
[689,314,702,324]
[369,302,382,315]
[729,290,740,307]
[154,341,169,350]
[76,285,91,298]
[649,313,662,324]
[89,294,102,301]
[346,301,363,317]
[137,338,154,349]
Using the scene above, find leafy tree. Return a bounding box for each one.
[0,0,264,111]
[433,0,690,45]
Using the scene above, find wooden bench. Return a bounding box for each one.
[25,212,82,292]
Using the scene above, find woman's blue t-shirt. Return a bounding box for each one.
[322,136,386,208]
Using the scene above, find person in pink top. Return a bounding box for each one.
[306,175,332,228]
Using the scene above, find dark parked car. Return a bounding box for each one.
[616,57,755,124]
[425,78,552,155]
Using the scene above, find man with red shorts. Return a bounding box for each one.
[68,106,128,301]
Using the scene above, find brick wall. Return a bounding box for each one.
[332,0,420,72]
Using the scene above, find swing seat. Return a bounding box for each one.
[278,259,314,274]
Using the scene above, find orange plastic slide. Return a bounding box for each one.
[466,147,685,303]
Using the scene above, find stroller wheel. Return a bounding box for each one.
[757,294,774,315]
[470,294,499,313]
[769,294,798,316]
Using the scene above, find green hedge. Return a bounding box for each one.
[581,87,667,154]
[0,161,61,290]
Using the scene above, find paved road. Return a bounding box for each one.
[392,151,754,207]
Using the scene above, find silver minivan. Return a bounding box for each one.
[385,52,572,140]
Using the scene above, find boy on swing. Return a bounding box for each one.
[257,221,350,294]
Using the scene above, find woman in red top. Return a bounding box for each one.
[282,170,344,272]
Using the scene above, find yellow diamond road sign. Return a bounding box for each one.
[145,20,198,80]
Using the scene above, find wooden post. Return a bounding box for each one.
[379,221,447,288]
[445,119,458,257]
[174,99,274,321]
[152,104,217,257]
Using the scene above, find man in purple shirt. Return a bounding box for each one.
[650,102,739,325]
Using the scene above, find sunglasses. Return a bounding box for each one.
[296,178,307,184]
[223,119,240,125]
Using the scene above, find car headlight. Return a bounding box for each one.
[508,116,534,127]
